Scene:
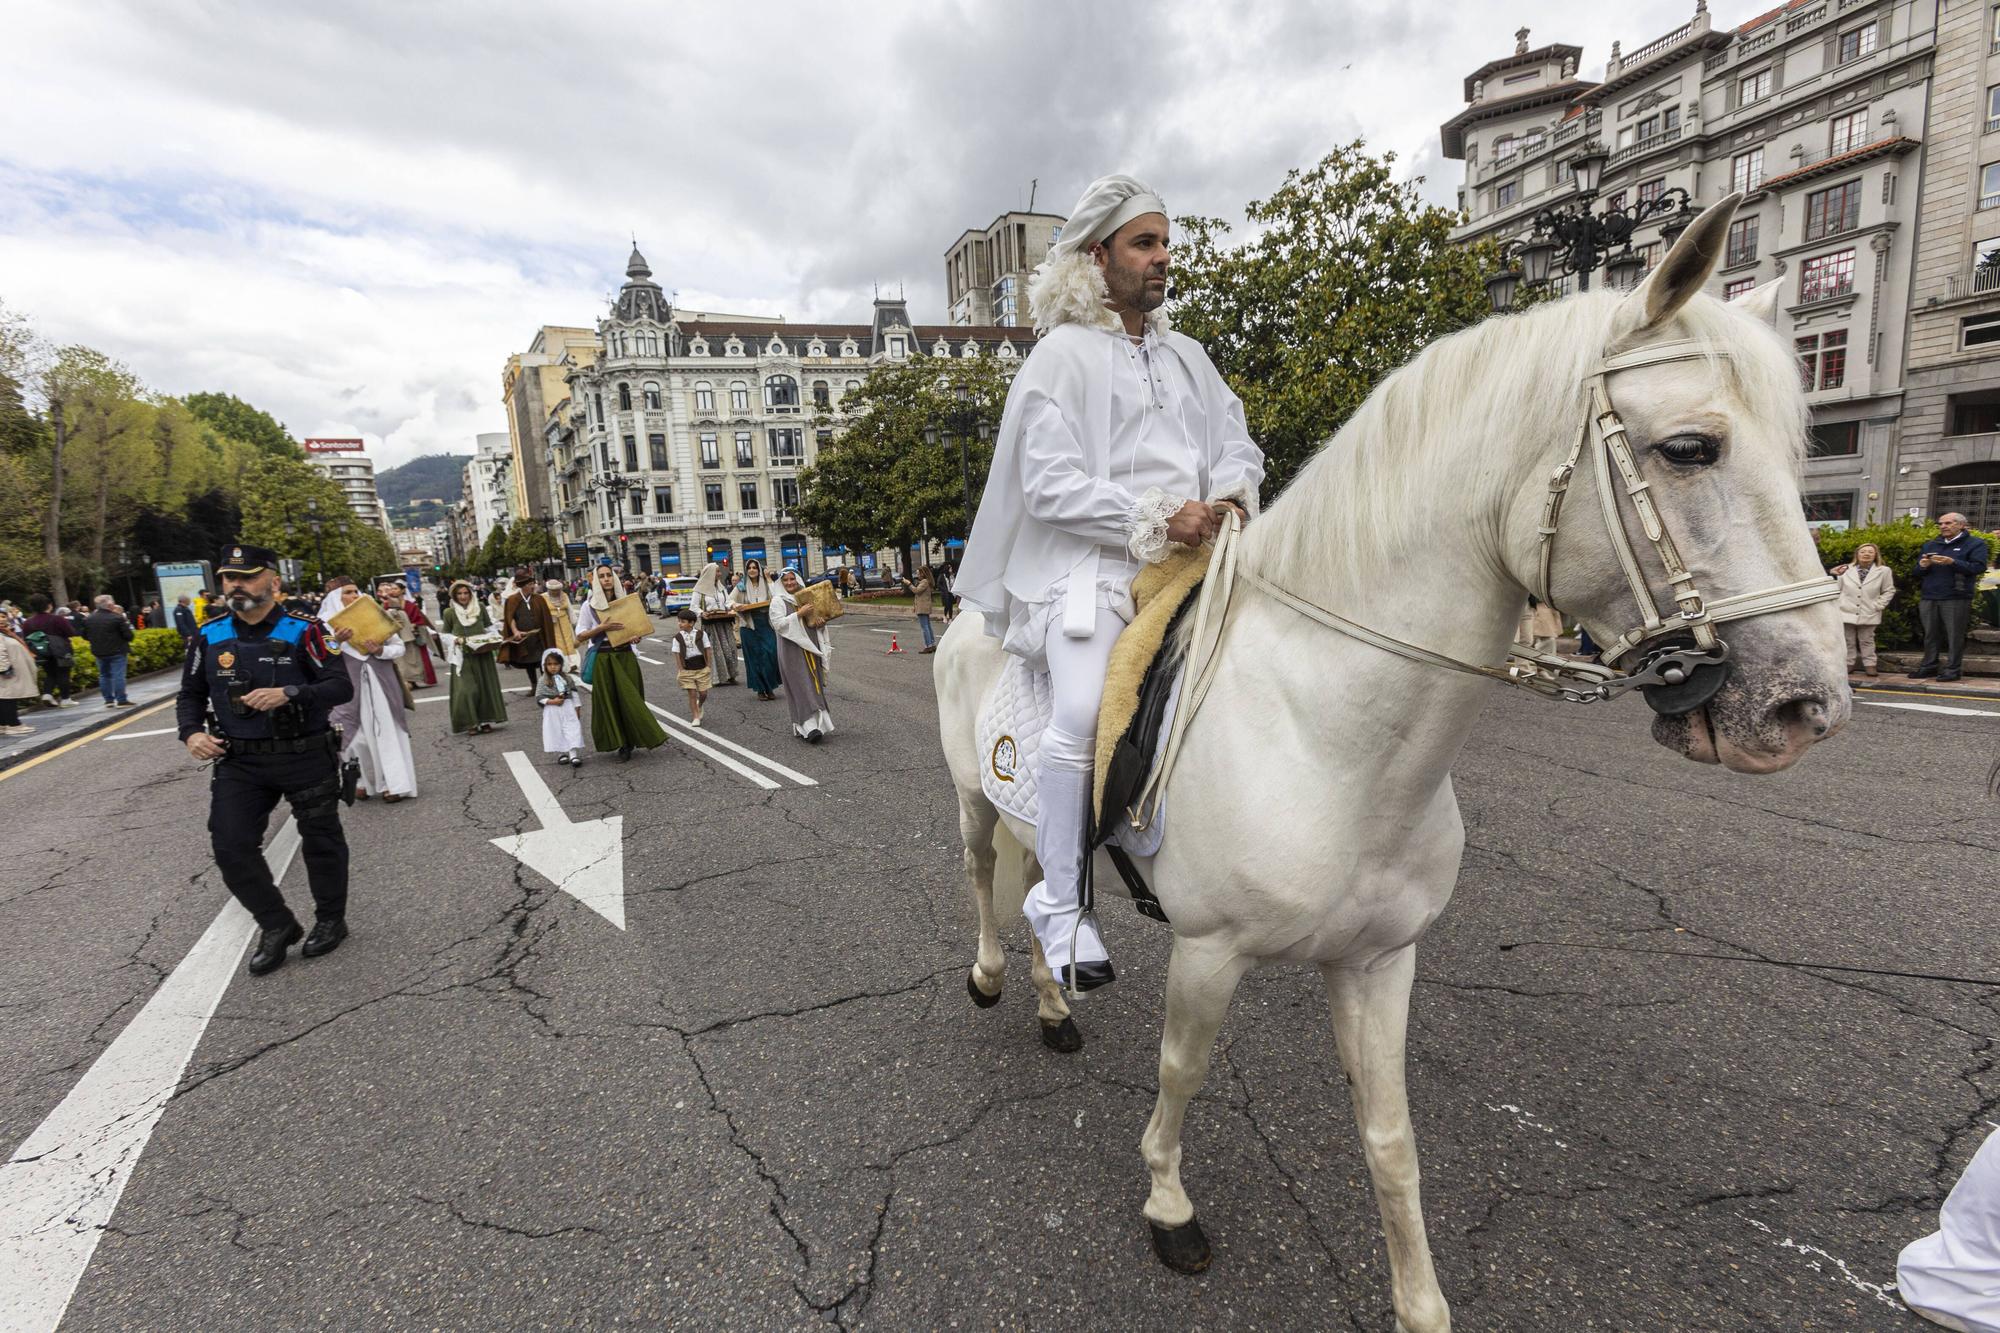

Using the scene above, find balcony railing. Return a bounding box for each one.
[1799,277,1855,306]
[1740,28,1776,54]
[1611,125,1682,163]
[1786,5,1828,34]
[1725,242,1758,268]
[1945,268,2000,299]
[1981,192,2000,211]
[1617,19,1695,71]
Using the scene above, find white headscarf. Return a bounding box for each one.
[693,561,722,606]
[586,565,620,614]
[1029,174,1172,336]
[318,586,370,661]
[734,561,771,604]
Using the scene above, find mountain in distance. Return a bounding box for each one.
[377,452,472,510]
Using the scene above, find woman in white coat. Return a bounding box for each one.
[1832,542,1896,676]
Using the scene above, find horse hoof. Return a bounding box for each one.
[1039,1017,1083,1053]
[1149,1217,1212,1274]
[966,970,1002,1008]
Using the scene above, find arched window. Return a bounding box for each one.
[810,380,830,409]
[707,538,733,566]
[764,374,800,409]
[593,392,603,423]
[693,382,714,414]
[780,534,808,572]
[617,383,632,411]
[660,541,682,573]
[729,382,750,413]
[843,379,860,397]
[642,382,661,410]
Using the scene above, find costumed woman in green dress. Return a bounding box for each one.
[439,579,507,734]
[573,562,667,761]
[730,557,782,700]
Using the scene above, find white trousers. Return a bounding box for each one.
[1023,607,1123,974]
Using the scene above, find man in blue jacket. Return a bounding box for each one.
[1911,512,1991,682]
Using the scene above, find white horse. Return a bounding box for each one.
[933,196,1849,1331]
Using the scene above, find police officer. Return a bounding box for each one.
[177,543,356,976]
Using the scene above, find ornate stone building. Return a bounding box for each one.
[542,246,1036,577]
[1444,1,1938,530]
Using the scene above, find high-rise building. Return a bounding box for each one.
[545,244,1036,577]
[945,210,1067,326]
[502,327,598,522]
[466,432,513,547]
[1443,2,1936,529]
[304,447,394,534]
[1898,0,2000,527]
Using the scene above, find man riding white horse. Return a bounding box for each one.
[954,174,1266,990]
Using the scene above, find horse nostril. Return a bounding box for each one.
[1775,696,1831,739]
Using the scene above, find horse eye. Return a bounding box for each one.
[1656,434,1720,466]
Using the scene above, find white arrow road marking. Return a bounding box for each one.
[1859,699,2000,718]
[653,711,818,786]
[490,752,626,929]
[0,820,298,1333]
[635,652,666,666]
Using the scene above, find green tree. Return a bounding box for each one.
[1169,141,1503,495]
[794,355,1013,571]
[185,391,300,458]
[236,452,396,589]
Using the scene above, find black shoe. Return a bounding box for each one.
[618,743,634,761]
[301,917,347,958]
[1937,671,1963,682]
[1067,959,1116,993]
[1909,666,1939,678]
[247,921,304,975]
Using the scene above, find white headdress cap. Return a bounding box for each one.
[1051,174,1166,258]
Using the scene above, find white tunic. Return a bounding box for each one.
[957,320,1263,670]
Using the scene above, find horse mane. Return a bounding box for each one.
[1233,289,1807,604]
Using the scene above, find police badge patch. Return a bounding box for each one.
[991,735,1018,782]
[216,651,236,670]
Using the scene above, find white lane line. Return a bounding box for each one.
[654,711,818,786]
[0,820,298,1331]
[573,682,779,790]
[108,727,179,740]
[414,686,531,704]
[635,652,666,666]
[1859,699,2000,719]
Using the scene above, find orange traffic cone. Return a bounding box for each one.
[886,633,906,654]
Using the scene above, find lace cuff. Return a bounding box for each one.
[1125,487,1186,564]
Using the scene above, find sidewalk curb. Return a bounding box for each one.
[1850,677,2000,699]
[0,686,179,775]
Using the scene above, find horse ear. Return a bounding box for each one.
[1728,277,1782,327]
[1608,192,1743,347]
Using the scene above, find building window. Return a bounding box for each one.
[769,428,803,462]
[661,541,681,572]
[1795,329,1847,390]
[1982,163,2000,211]
[764,374,800,409]
[814,427,833,451]
[774,476,800,510]
[1830,108,1869,155]
[811,380,830,409]
[1724,276,1757,300]
[699,432,719,468]
[635,543,652,575]
[1804,180,1863,241]
[629,491,645,516]
[704,483,724,513]
[1731,149,1764,195]
[1726,215,1759,267]
[889,336,906,358]
[1802,492,1856,527]
[1495,180,1518,209]
[1808,421,1860,457]
[617,383,632,411]
[593,392,603,424]
[1798,250,1856,304]
[643,384,661,410]
[654,486,673,513]
[694,382,715,414]
[707,539,733,566]
[1962,312,2000,350]
[739,481,759,511]
[1739,69,1771,105]
[1836,24,1877,64]
[621,434,638,470]
[1634,108,1680,142]
[734,432,754,467]
[1636,177,1665,205]
[729,383,750,413]
[648,433,669,471]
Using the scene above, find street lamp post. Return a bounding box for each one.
[922,382,992,569]
[1484,142,1701,313]
[306,498,326,587]
[590,474,633,575]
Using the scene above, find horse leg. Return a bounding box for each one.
[1322,947,1451,1333]
[1140,939,1251,1272]
[1027,933,1080,1052]
[961,798,1005,1008]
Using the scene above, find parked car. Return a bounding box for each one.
[661,577,699,613]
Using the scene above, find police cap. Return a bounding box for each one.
[217,542,281,576]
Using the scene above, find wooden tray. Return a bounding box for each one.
[326,594,398,650]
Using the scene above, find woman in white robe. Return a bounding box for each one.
[319,586,417,802]
[769,570,834,742]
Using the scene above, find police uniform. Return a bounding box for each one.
[176,543,356,974]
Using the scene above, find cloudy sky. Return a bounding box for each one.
[1,0,1700,470]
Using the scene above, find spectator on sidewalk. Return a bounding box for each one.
[23,594,80,708]
[1515,595,1563,654]
[84,594,136,707]
[1911,513,1991,682]
[900,566,937,653]
[172,594,197,638]
[1830,543,1896,677]
[0,617,39,735]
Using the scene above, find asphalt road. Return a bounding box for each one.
[1,608,1994,1331]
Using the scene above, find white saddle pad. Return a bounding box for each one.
[976,655,1174,858]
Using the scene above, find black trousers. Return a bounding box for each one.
[1918,598,1973,673]
[209,746,350,930]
